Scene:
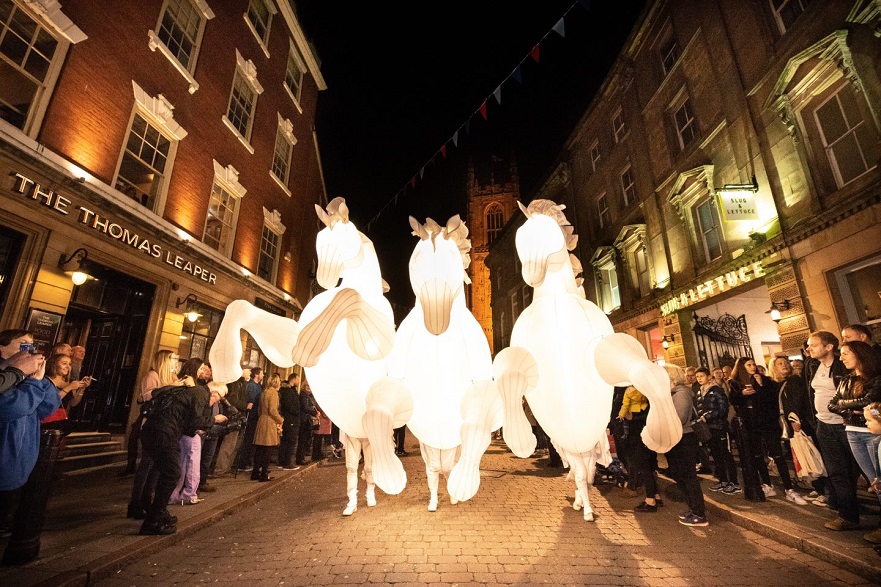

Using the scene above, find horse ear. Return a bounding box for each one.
[445,214,462,237]
[424,218,442,235]
[338,200,350,222]
[517,201,529,217]
[315,204,331,227]
[409,216,429,240]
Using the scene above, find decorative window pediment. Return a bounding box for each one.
[212,160,247,197]
[235,49,264,94]
[132,81,188,140]
[28,0,87,43]
[613,224,646,256]
[666,165,714,221]
[263,206,286,235]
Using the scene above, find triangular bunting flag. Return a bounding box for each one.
[419,167,424,179]
[452,130,459,147]
[479,102,488,120]
[552,18,565,38]
[512,65,522,84]
[440,144,447,158]
[493,86,502,104]
[530,44,540,63]
[410,177,416,189]
[464,120,471,134]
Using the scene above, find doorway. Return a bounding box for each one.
[58,262,154,432]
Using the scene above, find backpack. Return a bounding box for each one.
[139,385,183,419]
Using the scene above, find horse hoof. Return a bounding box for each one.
[366,494,377,507]
[342,504,357,516]
[584,510,594,522]
[427,499,438,512]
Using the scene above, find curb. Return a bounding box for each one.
[35,463,318,587]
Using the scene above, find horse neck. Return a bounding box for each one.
[340,240,384,295]
[533,251,579,298]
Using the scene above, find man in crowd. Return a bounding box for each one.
[278,372,301,470]
[804,331,859,531]
[841,324,881,358]
[69,345,86,381]
[236,368,264,471]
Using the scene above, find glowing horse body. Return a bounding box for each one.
[380,216,501,511]
[494,200,682,521]
[209,198,403,517]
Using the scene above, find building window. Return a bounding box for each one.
[271,114,296,190]
[813,83,877,187]
[621,165,636,207]
[486,203,504,245]
[284,39,305,106]
[178,302,224,362]
[592,248,621,314]
[612,107,625,143]
[674,98,697,150]
[245,0,274,51]
[203,161,246,257]
[660,35,679,76]
[115,113,172,211]
[589,140,601,172]
[0,3,62,132]
[832,254,881,341]
[695,198,723,263]
[770,0,813,34]
[258,225,280,282]
[223,50,264,149]
[597,193,609,229]
[634,247,650,297]
[156,0,204,71]
[614,224,651,299]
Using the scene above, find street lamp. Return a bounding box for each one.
[176,293,202,322]
[58,248,92,285]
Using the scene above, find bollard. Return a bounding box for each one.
[731,417,765,502]
[2,429,63,565]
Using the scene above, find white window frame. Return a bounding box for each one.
[222,49,264,153]
[203,160,246,257]
[674,98,697,150]
[258,207,286,284]
[244,0,276,58]
[510,290,520,321]
[660,34,679,76]
[112,82,188,215]
[813,83,877,188]
[284,37,306,112]
[770,0,812,35]
[614,224,652,299]
[270,113,297,195]
[589,140,601,172]
[591,247,621,314]
[695,198,723,263]
[597,193,609,229]
[620,165,636,207]
[0,2,78,136]
[148,0,214,94]
[612,107,625,144]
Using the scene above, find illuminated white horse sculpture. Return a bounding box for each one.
[377,216,501,511]
[209,198,405,517]
[494,200,681,521]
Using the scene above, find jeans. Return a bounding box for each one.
[169,435,201,503]
[666,432,706,517]
[846,429,881,486]
[816,421,860,523]
[199,435,219,486]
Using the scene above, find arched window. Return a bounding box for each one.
[485,204,504,245]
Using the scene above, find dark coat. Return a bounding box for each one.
[278,384,301,438]
[828,375,881,428]
[225,377,249,413]
[729,374,779,431]
[698,383,729,431]
[299,389,317,428]
[141,384,213,443]
[779,375,816,437]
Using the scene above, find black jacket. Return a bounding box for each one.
[141,384,213,442]
[828,375,881,428]
[298,389,317,428]
[279,384,301,435]
[803,356,848,401]
[779,375,816,437]
[225,377,249,413]
[729,374,779,431]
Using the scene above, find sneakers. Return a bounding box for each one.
[811,495,829,507]
[678,510,692,521]
[709,482,726,492]
[723,483,742,494]
[824,517,860,531]
[863,528,881,544]
[784,489,808,505]
[281,465,300,471]
[761,484,777,497]
[679,513,709,527]
[807,490,820,500]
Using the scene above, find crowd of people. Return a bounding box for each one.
[608,323,881,538]
[123,358,339,535]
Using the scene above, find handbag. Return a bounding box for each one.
[41,407,68,424]
[310,415,320,430]
[691,405,712,443]
[787,413,827,481]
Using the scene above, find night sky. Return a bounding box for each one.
[295,1,647,306]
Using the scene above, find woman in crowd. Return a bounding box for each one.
[771,355,826,502]
[252,373,283,481]
[695,367,740,494]
[296,381,318,466]
[620,385,662,510]
[312,398,333,462]
[127,349,179,518]
[829,341,881,542]
[663,364,708,526]
[730,357,806,504]
[42,352,90,433]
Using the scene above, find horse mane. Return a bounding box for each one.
[524,199,578,252]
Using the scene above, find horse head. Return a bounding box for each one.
[314,197,364,289]
[408,214,471,335]
[515,200,577,287]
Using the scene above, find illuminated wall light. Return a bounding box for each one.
[242,268,251,277]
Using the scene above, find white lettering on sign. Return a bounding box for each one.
[660,261,765,316]
[13,172,217,285]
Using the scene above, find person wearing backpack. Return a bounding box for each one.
[213,368,249,475]
[696,367,740,494]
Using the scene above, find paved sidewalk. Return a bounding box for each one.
[1,443,879,586]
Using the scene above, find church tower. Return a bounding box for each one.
[466,155,520,354]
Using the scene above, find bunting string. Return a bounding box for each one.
[364,0,590,232]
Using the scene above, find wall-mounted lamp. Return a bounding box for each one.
[661,334,675,350]
[176,293,202,322]
[767,299,790,323]
[716,175,759,193]
[58,248,92,285]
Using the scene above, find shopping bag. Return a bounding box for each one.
[789,428,826,481]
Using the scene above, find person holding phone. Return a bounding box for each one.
[42,353,92,432]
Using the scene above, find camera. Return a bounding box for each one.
[19,343,35,354]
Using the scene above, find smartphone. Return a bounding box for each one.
[19,343,34,354]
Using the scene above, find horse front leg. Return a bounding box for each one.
[448,381,503,503]
[363,377,412,495]
[492,347,538,458]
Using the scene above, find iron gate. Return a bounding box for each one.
[692,312,752,369]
